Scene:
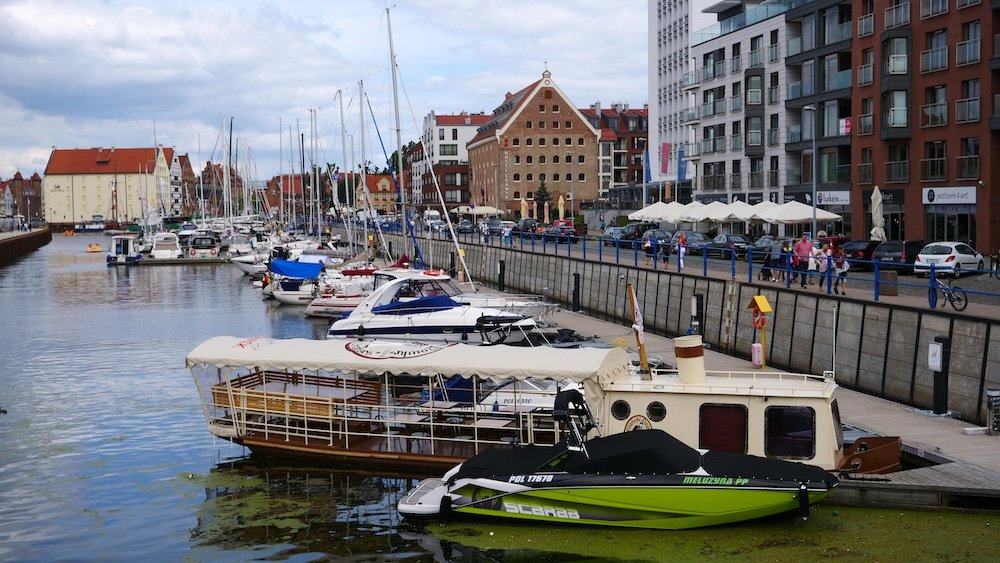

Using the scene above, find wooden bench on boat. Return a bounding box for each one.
[211,370,382,419]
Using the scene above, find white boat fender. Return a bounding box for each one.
[798,483,810,520]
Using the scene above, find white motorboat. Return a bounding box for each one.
[230,252,270,276]
[326,269,538,344]
[303,267,378,318]
[148,232,183,259]
[106,234,142,265]
[186,234,222,259]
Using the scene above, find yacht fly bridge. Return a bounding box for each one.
[186,335,872,473]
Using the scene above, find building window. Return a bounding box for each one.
[552,104,560,112]
[577,173,585,182]
[526,138,533,146]
[513,191,521,198]
[577,138,584,146]
[577,155,585,163]
[885,37,908,75]
[921,85,947,127]
[526,174,533,181]
[565,137,572,145]
[553,173,560,181]
[886,144,909,183]
[553,138,560,146]
[513,174,521,182]
[538,121,546,129]
[539,138,546,146]
[859,147,873,184]
[512,138,520,146]
[565,121,572,129]
[539,155,546,164]
[957,137,980,179]
[526,155,533,164]
[552,121,559,129]
[526,121,533,129]
[438,128,444,140]
[451,128,458,140]
[553,155,560,164]
[885,90,908,127]
[920,29,948,73]
[538,104,545,112]
[921,141,947,181]
[957,21,981,66]
[526,191,534,199]
[539,174,546,182]
[514,155,521,164]
[956,79,980,122]
[858,97,874,135]
[440,144,458,156]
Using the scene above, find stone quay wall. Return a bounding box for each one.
[0,228,52,265]
[362,231,1000,426]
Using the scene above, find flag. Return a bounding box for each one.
[629,284,644,345]
[644,150,652,183]
[678,146,687,182]
[661,143,670,175]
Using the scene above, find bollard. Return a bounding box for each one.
[931,336,950,415]
[498,260,505,292]
[449,251,456,277]
[987,389,1000,436]
[572,272,581,312]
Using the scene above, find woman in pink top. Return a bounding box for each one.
[793,234,813,288]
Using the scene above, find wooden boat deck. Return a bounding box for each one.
[833,461,1000,509]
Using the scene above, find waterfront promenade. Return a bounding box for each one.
[546,307,1000,476]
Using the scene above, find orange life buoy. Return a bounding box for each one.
[752,309,766,330]
[423,269,443,276]
[189,248,196,256]
[210,248,217,255]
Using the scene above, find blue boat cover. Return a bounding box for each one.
[270,258,323,279]
[371,294,460,315]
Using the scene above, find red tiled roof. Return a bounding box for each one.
[467,79,543,146]
[45,147,175,175]
[436,113,490,126]
[365,174,394,192]
[599,129,618,141]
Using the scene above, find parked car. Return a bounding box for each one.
[913,242,985,277]
[456,219,475,234]
[552,218,588,236]
[748,234,789,262]
[872,240,925,273]
[671,231,712,255]
[618,221,659,249]
[640,229,673,249]
[485,216,503,235]
[541,225,579,244]
[841,240,881,271]
[705,233,752,260]
[425,219,447,234]
[511,218,538,239]
[601,226,625,246]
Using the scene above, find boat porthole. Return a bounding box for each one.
[646,401,666,422]
[611,400,631,420]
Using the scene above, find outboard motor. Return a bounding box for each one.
[553,387,597,455]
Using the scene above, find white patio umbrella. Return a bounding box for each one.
[470,206,499,216]
[706,200,753,222]
[747,200,778,221]
[755,200,842,225]
[676,201,707,223]
[870,187,887,241]
[628,201,680,222]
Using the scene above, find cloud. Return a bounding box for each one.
[0,0,646,180]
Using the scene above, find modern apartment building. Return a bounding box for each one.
[852,0,995,249]
[410,111,489,213]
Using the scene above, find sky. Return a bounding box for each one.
[0,0,656,182]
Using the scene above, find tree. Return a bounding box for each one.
[534,179,552,211]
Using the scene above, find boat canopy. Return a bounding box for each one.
[185,336,632,384]
[270,258,324,279]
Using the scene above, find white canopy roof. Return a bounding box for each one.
[755,200,842,224]
[704,200,754,222]
[186,336,633,384]
[627,201,686,223]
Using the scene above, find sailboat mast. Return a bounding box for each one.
[278,117,283,227]
[386,7,407,252]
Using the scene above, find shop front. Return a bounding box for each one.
[922,186,976,249]
[815,190,851,237]
[863,188,905,241]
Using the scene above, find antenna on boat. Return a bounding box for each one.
[626,282,651,377]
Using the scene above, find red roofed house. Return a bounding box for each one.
[579,102,649,193]
[411,111,489,214]
[43,146,177,228]
[466,70,601,219]
[355,174,396,216]
[2,172,43,223]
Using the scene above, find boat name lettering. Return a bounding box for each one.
[508,474,553,483]
[502,502,580,519]
[345,341,452,359]
[235,337,269,350]
[501,398,533,404]
[682,476,750,486]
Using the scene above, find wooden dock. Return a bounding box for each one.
[833,461,1000,509]
[136,257,228,266]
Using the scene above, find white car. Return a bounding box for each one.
[913,242,985,277]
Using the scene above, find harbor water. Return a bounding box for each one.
[0,235,995,562]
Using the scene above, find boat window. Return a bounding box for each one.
[699,404,747,453]
[830,399,845,450]
[764,406,816,459]
[646,401,666,422]
[610,400,631,420]
[438,280,463,297]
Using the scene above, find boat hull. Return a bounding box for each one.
[402,475,833,530]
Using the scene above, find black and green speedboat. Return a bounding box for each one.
[398,391,838,530]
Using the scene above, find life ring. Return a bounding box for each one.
[210,248,217,255]
[423,269,443,276]
[189,248,196,256]
[752,309,766,330]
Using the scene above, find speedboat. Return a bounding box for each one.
[399,417,838,529]
[326,269,538,344]
[230,252,270,276]
[186,234,222,259]
[106,234,142,265]
[303,267,378,318]
[148,232,183,259]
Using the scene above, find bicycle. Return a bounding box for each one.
[935,277,968,311]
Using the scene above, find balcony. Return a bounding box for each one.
[885,160,909,183]
[825,69,852,91]
[750,171,764,189]
[787,81,802,100]
[681,71,700,89]
[955,97,980,123]
[920,46,948,73]
[701,139,715,154]
[680,106,701,123]
[730,56,742,73]
[749,49,763,68]
[768,86,780,105]
[748,89,762,105]
[787,124,802,143]
[888,54,908,75]
[786,169,802,186]
[857,63,873,86]
[768,169,779,188]
[920,0,947,19]
[857,113,874,135]
[858,162,873,184]
[768,43,780,62]
[730,95,743,112]
[920,157,947,181]
[730,133,743,150]
[956,155,980,179]
[888,107,908,127]
[885,2,910,29]
[701,102,714,117]
[730,173,742,190]
[715,99,727,115]
[920,102,947,127]
[767,128,780,146]
[704,174,726,190]
[747,130,763,146]
[956,0,980,7]
[786,37,801,57]
[700,65,716,82]
[685,142,701,158]
[828,21,852,43]
[956,39,980,66]
[858,13,873,38]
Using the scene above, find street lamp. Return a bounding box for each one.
[803,104,818,238]
[566,151,574,218]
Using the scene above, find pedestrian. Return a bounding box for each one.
[833,245,849,295]
[781,239,793,282]
[661,237,671,265]
[816,243,831,290]
[501,225,512,247]
[599,218,606,232]
[479,221,490,244]
[793,234,812,289]
[643,234,656,266]
[676,232,687,270]
[768,237,784,282]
